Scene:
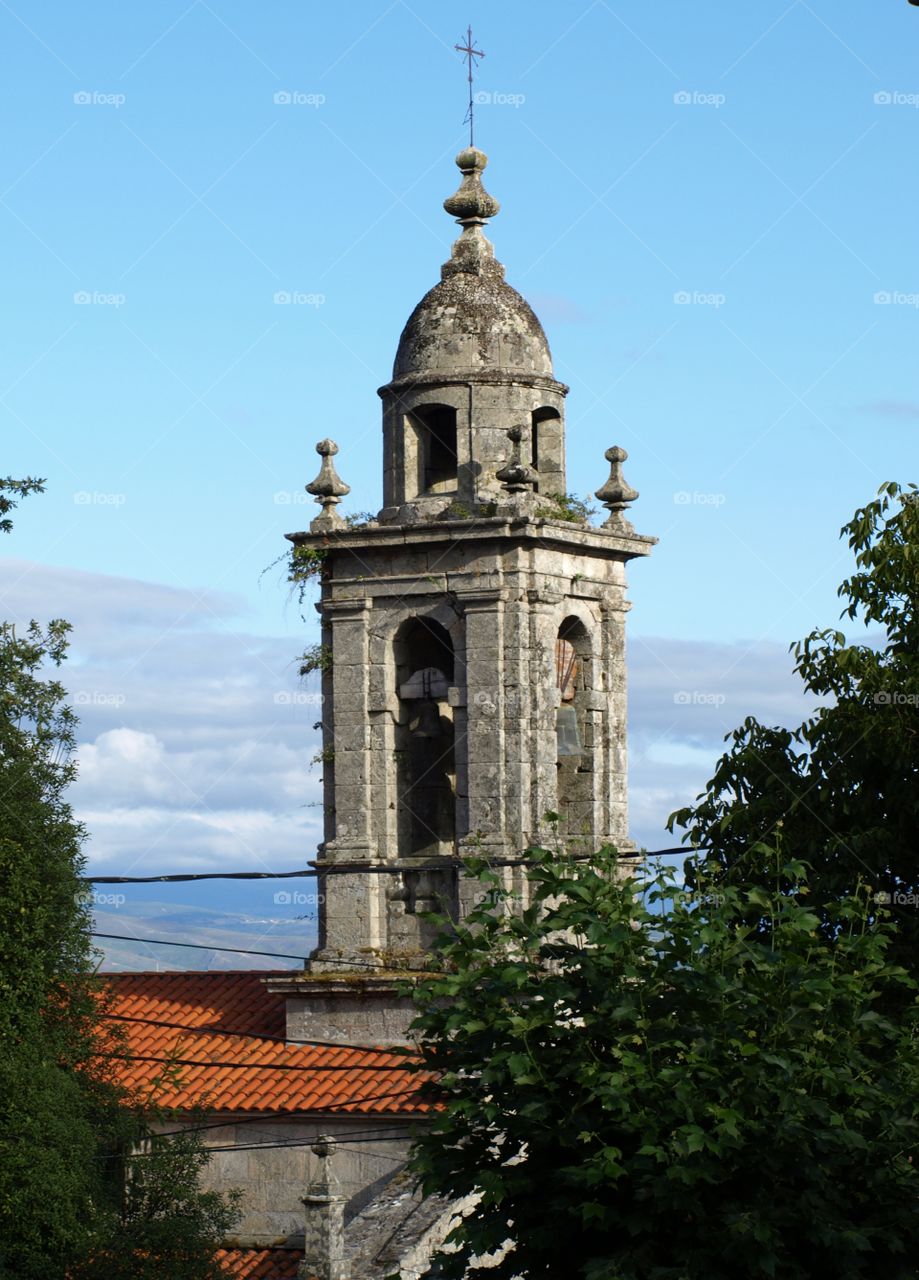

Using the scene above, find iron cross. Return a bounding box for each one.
[455,25,485,147]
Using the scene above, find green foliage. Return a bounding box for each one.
[408,848,919,1280]
[535,491,597,523]
[0,610,108,1279]
[439,500,498,520]
[288,542,329,590]
[299,642,332,676]
[345,510,376,527]
[0,482,239,1279]
[0,476,45,535]
[75,1130,241,1280]
[669,481,919,977]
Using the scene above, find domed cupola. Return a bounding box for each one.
[392,148,553,382]
[378,148,569,524]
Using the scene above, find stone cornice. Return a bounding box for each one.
[377,370,569,398]
[286,515,656,560]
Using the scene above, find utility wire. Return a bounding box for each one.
[118,1134,415,1163]
[150,1111,424,1141]
[91,931,439,972]
[82,847,662,885]
[96,1050,421,1074]
[93,933,310,962]
[101,1011,412,1055]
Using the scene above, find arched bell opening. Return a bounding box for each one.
[407,404,458,496]
[394,617,457,856]
[531,406,562,495]
[555,616,594,840]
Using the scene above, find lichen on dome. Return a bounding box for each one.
[390,148,554,384]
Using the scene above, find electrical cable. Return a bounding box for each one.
[91,930,448,971]
[82,846,663,885]
[96,1049,420,1073]
[118,1135,414,1163]
[101,1011,413,1055]
[149,1111,424,1141]
[93,933,309,961]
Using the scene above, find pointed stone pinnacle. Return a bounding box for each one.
[595,445,638,532]
[306,439,350,532]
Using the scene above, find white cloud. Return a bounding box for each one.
[0,558,324,877]
[627,633,822,852]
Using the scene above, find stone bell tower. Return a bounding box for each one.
[271,147,654,1043]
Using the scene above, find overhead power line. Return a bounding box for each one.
[118,1134,416,1163]
[102,1011,411,1054]
[96,1049,422,1074]
[150,1111,424,1142]
[92,932,310,962]
[91,931,425,971]
[82,847,674,886]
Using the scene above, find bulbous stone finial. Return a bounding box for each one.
[595,446,639,532]
[443,148,500,225]
[496,426,538,494]
[306,439,350,532]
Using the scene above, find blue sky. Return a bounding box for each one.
[2,2,916,966]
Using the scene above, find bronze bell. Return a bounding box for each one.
[556,704,582,757]
[411,700,441,739]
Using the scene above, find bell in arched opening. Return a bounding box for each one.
[556,703,583,757]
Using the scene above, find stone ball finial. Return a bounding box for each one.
[496,425,538,494]
[305,1134,341,1199]
[443,147,500,224]
[306,439,350,532]
[311,1134,335,1159]
[595,445,639,532]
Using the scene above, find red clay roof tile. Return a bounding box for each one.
[215,1247,306,1279]
[102,971,425,1116]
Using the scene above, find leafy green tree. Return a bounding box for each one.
[668,481,919,975]
[0,479,239,1279]
[0,477,108,1276]
[77,1129,241,1280]
[407,847,919,1280]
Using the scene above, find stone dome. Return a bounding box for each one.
[392,266,553,381]
[390,147,554,384]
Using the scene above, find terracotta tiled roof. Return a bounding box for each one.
[215,1247,306,1279]
[103,971,424,1115]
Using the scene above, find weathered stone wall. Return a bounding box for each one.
[154,1115,415,1248]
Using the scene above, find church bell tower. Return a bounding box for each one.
[273,146,654,1043]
